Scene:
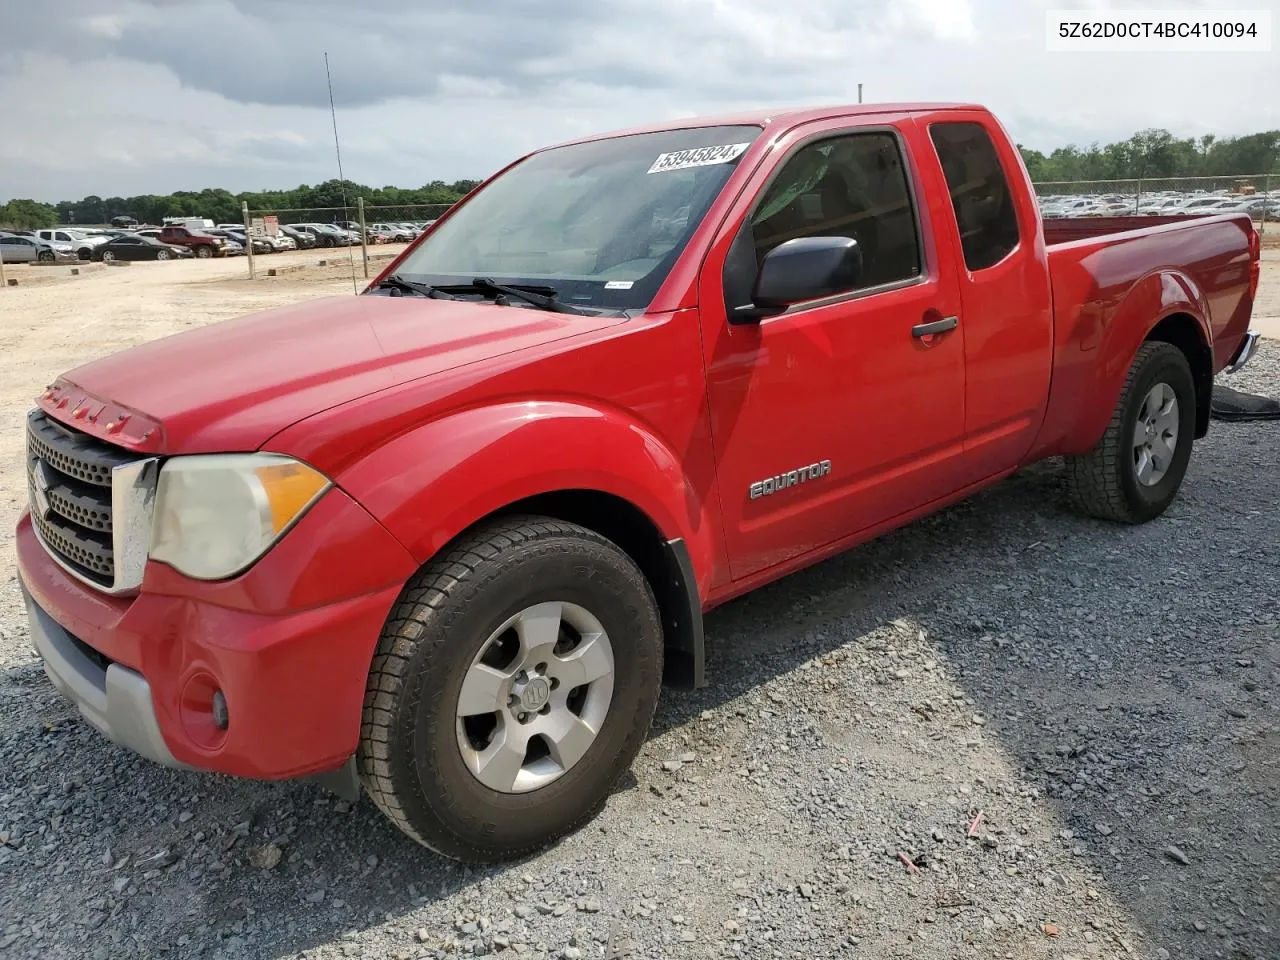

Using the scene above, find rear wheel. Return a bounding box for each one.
[194,245,212,259]
[357,516,663,862]
[77,248,91,261]
[1064,341,1196,523]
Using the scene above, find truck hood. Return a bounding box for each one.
[45,295,622,455]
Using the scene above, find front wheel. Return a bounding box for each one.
[101,250,116,262]
[37,250,54,262]
[194,245,212,259]
[357,516,663,862]
[1064,341,1196,523]
[156,249,171,261]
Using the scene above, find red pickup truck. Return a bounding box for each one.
[17,103,1260,861]
[157,225,227,258]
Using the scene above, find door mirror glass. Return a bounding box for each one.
[749,236,863,313]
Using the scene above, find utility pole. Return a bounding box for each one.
[857,83,863,104]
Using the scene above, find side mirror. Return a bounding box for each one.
[732,236,863,323]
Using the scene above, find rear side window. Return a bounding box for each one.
[929,122,1020,271]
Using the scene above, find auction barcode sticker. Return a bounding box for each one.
[1046,9,1271,51]
[647,143,750,174]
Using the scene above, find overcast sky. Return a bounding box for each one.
[1,0,1276,202]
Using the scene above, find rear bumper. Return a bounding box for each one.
[15,486,418,780]
[1225,330,1260,374]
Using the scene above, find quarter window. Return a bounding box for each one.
[929,122,1021,271]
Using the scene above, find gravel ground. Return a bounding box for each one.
[0,271,1277,959]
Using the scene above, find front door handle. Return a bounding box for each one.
[912,315,959,338]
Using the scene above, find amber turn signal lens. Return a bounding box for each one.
[255,461,330,534]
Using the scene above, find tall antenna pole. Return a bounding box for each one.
[325,51,359,295]
[857,83,863,104]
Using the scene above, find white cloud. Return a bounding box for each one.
[0,0,1275,202]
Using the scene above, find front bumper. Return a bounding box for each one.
[23,585,183,768]
[16,486,418,780]
[1226,330,1260,374]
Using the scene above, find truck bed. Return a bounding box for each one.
[1035,211,1257,458]
[1042,213,1216,246]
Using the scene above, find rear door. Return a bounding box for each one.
[918,111,1054,481]
[698,115,968,580]
[117,237,146,260]
[1,237,35,262]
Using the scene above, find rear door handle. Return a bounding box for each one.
[912,315,959,338]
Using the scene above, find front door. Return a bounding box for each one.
[698,117,968,581]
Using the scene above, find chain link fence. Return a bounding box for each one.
[240,200,455,278]
[1032,173,1276,232]
[238,174,1276,278]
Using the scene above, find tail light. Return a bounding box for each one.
[1247,224,1260,301]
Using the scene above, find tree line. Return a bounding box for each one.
[1018,128,1279,182]
[0,179,478,230]
[3,126,1279,230]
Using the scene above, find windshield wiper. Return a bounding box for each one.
[435,278,587,315]
[374,274,460,299]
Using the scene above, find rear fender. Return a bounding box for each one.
[336,399,718,603]
[1050,269,1211,456]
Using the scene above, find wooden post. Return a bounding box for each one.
[358,196,369,278]
[242,200,256,279]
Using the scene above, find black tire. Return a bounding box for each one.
[156,249,171,261]
[357,516,663,862]
[194,245,212,259]
[77,248,91,261]
[37,250,54,262]
[1064,341,1196,523]
[100,250,115,262]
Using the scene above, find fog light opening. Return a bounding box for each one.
[212,690,229,730]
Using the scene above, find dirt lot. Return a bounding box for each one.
[0,250,1276,960]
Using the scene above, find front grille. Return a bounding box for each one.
[27,410,140,587]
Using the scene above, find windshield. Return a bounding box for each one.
[391,124,760,312]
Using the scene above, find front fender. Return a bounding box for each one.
[335,400,718,599]
[1037,267,1211,457]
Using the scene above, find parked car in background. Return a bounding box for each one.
[163,217,216,231]
[1226,197,1280,220]
[93,235,194,262]
[1174,196,1236,213]
[374,223,416,242]
[291,223,351,247]
[0,232,77,263]
[278,224,317,249]
[214,228,273,255]
[214,223,288,249]
[35,229,110,261]
[158,225,227,258]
